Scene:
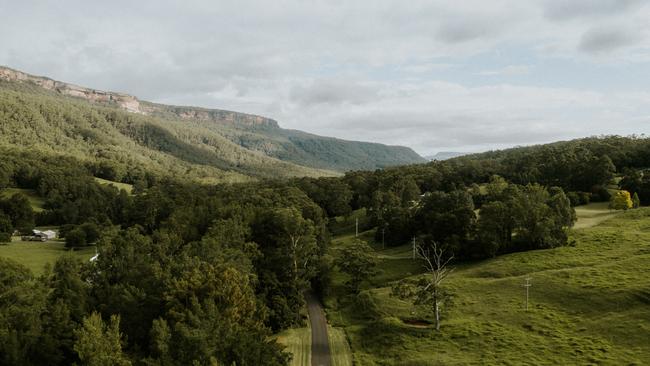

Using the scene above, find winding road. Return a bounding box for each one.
[306,292,331,366]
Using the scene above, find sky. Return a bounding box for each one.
[2,0,650,156]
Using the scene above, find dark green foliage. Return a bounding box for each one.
[92,160,126,182]
[414,190,476,254]
[0,258,47,366]
[292,177,353,217]
[73,312,131,366]
[477,201,513,257]
[343,136,647,211]
[38,256,89,365]
[0,193,35,233]
[477,183,576,254]
[567,191,591,206]
[371,190,413,245]
[252,207,319,331]
[620,169,650,206]
[512,184,569,249]
[335,239,377,294]
[0,211,13,240]
[79,222,101,244]
[65,228,87,248]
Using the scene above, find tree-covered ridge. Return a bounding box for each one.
[0,82,333,182]
[0,68,425,175]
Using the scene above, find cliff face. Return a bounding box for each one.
[0,66,278,128]
[0,66,142,113]
[148,105,280,128]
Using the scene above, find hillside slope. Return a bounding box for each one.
[0,83,325,183]
[0,66,425,175]
[326,209,650,365]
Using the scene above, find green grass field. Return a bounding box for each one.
[0,239,96,275]
[326,207,650,365]
[275,327,311,366]
[574,201,621,229]
[329,326,353,366]
[0,188,46,212]
[94,177,134,194]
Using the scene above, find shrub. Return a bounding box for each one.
[0,232,11,244]
[58,224,76,238]
[65,228,87,248]
[591,186,611,202]
[79,222,100,244]
[567,192,581,207]
[610,190,633,211]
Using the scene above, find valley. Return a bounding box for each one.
[3,2,650,365]
[1,69,650,366]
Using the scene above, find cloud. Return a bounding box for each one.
[1,0,650,155]
[290,79,378,106]
[542,0,644,21]
[477,65,531,76]
[578,27,642,54]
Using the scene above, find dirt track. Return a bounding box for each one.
[306,292,331,366]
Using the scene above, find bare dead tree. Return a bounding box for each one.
[416,242,454,331]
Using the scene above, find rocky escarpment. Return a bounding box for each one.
[0,66,142,113]
[147,104,280,129]
[0,65,278,128]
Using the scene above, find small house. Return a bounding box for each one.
[42,230,57,240]
[24,229,57,242]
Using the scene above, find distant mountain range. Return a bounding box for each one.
[0,66,425,181]
[424,152,469,161]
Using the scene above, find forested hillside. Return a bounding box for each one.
[1,118,649,365]
[334,136,650,253]
[0,66,425,178]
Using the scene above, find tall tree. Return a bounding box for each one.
[477,201,514,257]
[392,242,454,331]
[73,312,131,366]
[0,193,35,233]
[335,239,377,294]
[415,190,476,254]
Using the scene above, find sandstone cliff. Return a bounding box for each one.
[0,66,278,128]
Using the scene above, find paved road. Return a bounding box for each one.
[306,292,331,366]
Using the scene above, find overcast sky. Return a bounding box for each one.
[2,0,650,155]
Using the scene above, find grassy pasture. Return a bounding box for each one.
[329,326,353,366]
[574,201,621,229]
[0,239,95,275]
[326,207,650,365]
[275,327,311,366]
[94,177,134,194]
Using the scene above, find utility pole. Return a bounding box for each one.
[412,237,416,259]
[523,277,532,311]
[355,218,358,237]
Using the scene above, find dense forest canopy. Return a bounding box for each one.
[1,130,650,364]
